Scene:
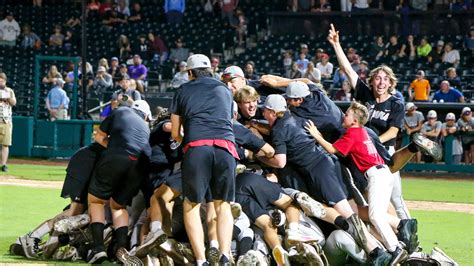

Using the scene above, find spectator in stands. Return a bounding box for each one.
[108,57,120,82]
[164,0,185,25]
[42,65,63,88]
[334,80,354,101]
[350,54,361,73]
[98,58,109,72]
[441,112,463,164]
[102,4,127,31]
[282,51,293,78]
[303,62,321,83]
[87,0,100,17]
[464,27,474,51]
[133,34,150,61]
[244,61,258,80]
[116,0,130,17]
[357,60,369,83]
[0,72,16,172]
[420,110,442,162]
[345,47,357,62]
[316,53,333,79]
[170,61,189,88]
[117,34,132,64]
[416,36,432,62]
[169,37,189,69]
[98,0,113,17]
[399,34,416,60]
[20,24,41,50]
[128,2,143,23]
[45,78,70,121]
[297,43,312,61]
[384,35,401,60]
[220,0,239,24]
[288,62,302,79]
[403,102,424,162]
[148,32,169,67]
[118,63,128,76]
[340,0,352,11]
[296,53,309,72]
[444,67,462,90]
[128,55,148,93]
[369,36,385,61]
[110,73,141,109]
[0,12,20,47]
[289,0,315,11]
[33,0,42,8]
[432,80,464,103]
[332,67,348,88]
[231,8,247,47]
[442,42,460,67]
[458,107,474,164]
[63,29,78,51]
[48,25,64,47]
[427,40,445,65]
[311,0,331,11]
[65,11,81,30]
[211,57,221,79]
[408,70,431,102]
[93,66,113,94]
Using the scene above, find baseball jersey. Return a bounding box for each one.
[410,79,430,101]
[169,76,235,145]
[354,78,405,147]
[99,106,151,157]
[333,127,385,173]
[149,120,183,168]
[233,121,266,154]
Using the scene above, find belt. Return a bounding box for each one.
[375,164,386,170]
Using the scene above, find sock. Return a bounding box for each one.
[115,226,128,249]
[369,247,381,258]
[288,222,298,231]
[90,222,105,251]
[334,216,349,231]
[150,220,162,232]
[210,239,219,249]
[408,142,419,153]
[238,237,253,256]
[196,259,207,266]
[30,222,51,239]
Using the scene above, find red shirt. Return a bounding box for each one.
[333,127,384,173]
[184,139,240,160]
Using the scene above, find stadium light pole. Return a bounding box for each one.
[81,0,87,119]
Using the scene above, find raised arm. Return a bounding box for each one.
[327,24,359,89]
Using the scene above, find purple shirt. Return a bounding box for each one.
[128,64,148,80]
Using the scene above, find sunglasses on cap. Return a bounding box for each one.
[463,111,472,115]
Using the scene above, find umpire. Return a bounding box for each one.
[86,100,152,264]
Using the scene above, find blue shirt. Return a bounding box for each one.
[164,0,185,13]
[432,88,463,103]
[46,86,69,109]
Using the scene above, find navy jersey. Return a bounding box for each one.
[149,120,183,168]
[237,107,264,126]
[271,112,328,171]
[233,121,266,153]
[354,78,404,146]
[99,107,151,157]
[290,83,345,143]
[169,77,235,145]
[247,79,285,98]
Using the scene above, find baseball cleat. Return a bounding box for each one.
[397,218,419,254]
[295,192,326,219]
[272,246,290,266]
[346,214,367,251]
[135,229,168,258]
[19,233,41,259]
[116,247,143,266]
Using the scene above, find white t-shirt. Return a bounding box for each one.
[442,50,460,64]
[316,62,334,78]
[0,19,20,42]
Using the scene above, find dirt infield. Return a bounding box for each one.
[1,175,472,214]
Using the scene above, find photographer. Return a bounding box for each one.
[0,73,16,172]
[110,73,141,110]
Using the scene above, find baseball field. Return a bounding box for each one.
[0,160,473,265]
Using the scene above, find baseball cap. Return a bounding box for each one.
[427,110,437,118]
[446,112,455,120]
[186,54,211,70]
[416,70,425,76]
[55,78,65,87]
[284,81,310,99]
[360,60,368,66]
[117,73,130,81]
[0,73,6,81]
[462,107,472,115]
[405,102,416,111]
[111,57,118,61]
[264,94,287,112]
[179,61,187,67]
[437,40,444,46]
[320,53,329,59]
[222,66,245,80]
[119,63,127,69]
[97,66,106,72]
[301,44,308,49]
[132,100,152,120]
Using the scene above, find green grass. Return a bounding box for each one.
[402,177,474,204]
[4,163,66,181]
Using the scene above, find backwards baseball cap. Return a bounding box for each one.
[405,102,417,111]
[462,107,472,115]
[132,100,152,120]
[446,112,455,120]
[427,110,437,118]
[222,66,245,80]
[186,54,211,70]
[264,94,287,112]
[284,81,310,99]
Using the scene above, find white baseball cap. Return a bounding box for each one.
[427,110,437,118]
[223,66,245,80]
[445,112,455,120]
[132,100,152,120]
[284,81,310,99]
[405,102,416,111]
[264,94,287,112]
[462,106,471,115]
[97,66,106,72]
[186,54,211,70]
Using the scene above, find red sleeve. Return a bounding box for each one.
[333,131,354,157]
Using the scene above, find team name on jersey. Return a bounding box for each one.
[370,110,390,121]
